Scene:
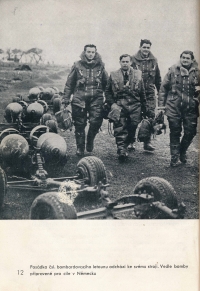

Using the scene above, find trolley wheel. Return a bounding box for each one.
[76,156,107,186]
[18,100,28,109]
[0,167,6,209]
[29,125,49,146]
[0,128,20,143]
[133,177,178,219]
[53,98,61,114]
[37,100,48,113]
[30,192,77,219]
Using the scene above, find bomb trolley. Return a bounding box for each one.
[0,118,108,216]
[0,156,186,220]
[25,132,185,220]
[0,140,185,220]
[29,174,185,219]
[0,121,67,209]
[13,86,62,115]
[0,122,185,219]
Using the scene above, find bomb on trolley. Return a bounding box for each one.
[0,123,185,220]
[0,101,185,220]
[13,86,62,115]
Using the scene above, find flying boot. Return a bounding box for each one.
[127,125,137,151]
[86,127,98,153]
[170,144,180,167]
[75,130,85,156]
[117,148,128,162]
[127,142,136,151]
[127,135,136,151]
[143,137,155,151]
[180,135,193,164]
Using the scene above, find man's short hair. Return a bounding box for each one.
[119,54,131,61]
[140,39,152,47]
[84,44,97,51]
[180,50,194,60]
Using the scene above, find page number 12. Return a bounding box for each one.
[18,270,24,275]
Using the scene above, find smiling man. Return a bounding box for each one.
[131,39,162,151]
[158,50,200,167]
[105,54,147,161]
[63,44,108,156]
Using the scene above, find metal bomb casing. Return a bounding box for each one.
[4,102,23,123]
[0,134,29,164]
[28,87,42,101]
[26,102,44,123]
[40,87,55,101]
[37,133,67,163]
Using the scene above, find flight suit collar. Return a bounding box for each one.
[177,61,197,76]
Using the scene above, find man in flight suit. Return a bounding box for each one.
[131,39,162,151]
[158,50,200,166]
[105,54,147,161]
[63,44,108,156]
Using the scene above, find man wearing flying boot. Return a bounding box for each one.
[63,44,108,156]
[131,39,162,151]
[158,50,200,166]
[105,54,147,161]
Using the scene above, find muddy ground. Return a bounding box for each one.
[0,62,199,219]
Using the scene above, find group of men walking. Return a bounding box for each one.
[63,41,200,166]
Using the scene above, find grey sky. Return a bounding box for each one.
[0,0,199,74]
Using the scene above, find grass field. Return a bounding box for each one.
[0,61,198,219]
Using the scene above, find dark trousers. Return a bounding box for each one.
[167,115,197,156]
[72,103,103,149]
[113,108,139,151]
[146,93,156,119]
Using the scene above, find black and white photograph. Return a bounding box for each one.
[0,0,199,290]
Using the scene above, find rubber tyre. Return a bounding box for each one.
[133,177,178,218]
[30,192,77,219]
[76,156,107,186]
[0,128,20,143]
[0,167,6,209]
[29,125,49,146]
[53,98,61,114]
[37,100,48,113]
[88,156,107,184]
[18,101,28,109]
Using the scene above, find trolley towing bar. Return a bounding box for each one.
[3,146,186,220]
[76,182,186,219]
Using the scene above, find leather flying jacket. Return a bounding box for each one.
[105,67,146,113]
[63,52,108,108]
[131,50,162,94]
[158,61,200,118]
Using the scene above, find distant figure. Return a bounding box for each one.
[105,54,147,161]
[131,39,162,151]
[158,50,200,167]
[63,44,108,156]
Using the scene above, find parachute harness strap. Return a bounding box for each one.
[108,120,114,137]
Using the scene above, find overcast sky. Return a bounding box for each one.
[0,0,199,74]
